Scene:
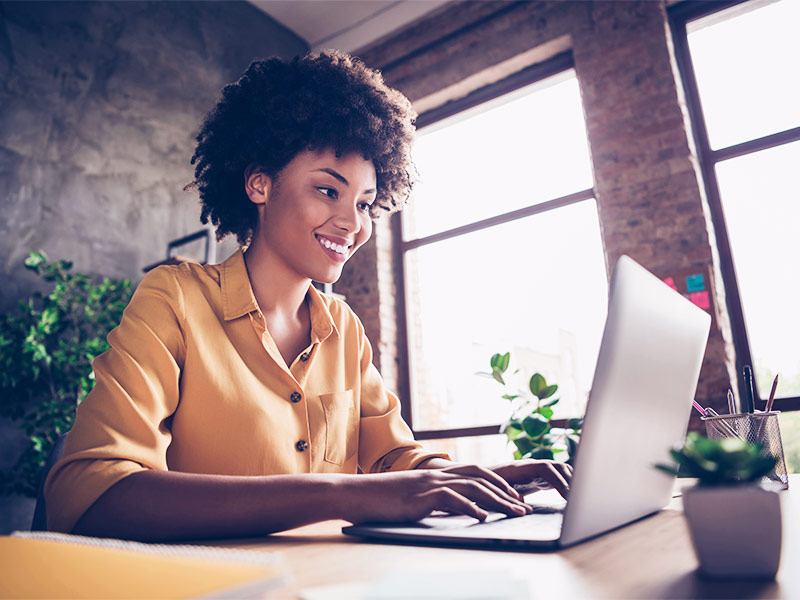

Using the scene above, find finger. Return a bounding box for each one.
[513,477,551,494]
[449,479,531,517]
[537,463,571,499]
[417,488,488,521]
[497,460,571,499]
[555,461,574,482]
[439,471,531,512]
[443,464,523,501]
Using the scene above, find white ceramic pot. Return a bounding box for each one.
[683,484,782,578]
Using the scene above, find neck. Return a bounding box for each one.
[243,242,310,318]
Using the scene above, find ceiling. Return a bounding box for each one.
[248,0,450,53]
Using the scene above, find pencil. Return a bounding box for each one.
[765,374,779,413]
[727,389,736,414]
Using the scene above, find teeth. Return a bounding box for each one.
[319,237,348,255]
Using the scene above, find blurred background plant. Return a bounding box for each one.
[0,251,133,496]
[480,352,582,463]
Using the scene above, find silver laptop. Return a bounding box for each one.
[343,255,711,549]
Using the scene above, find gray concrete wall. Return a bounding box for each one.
[0,0,307,532]
[0,0,307,310]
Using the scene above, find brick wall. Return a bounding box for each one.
[336,0,736,416]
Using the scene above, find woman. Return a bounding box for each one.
[45,51,571,541]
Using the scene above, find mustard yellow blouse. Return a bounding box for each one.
[45,249,445,533]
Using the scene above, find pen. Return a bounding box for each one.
[704,407,741,438]
[691,401,739,438]
[743,365,755,414]
[727,389,736,415]
[765,374,779,413]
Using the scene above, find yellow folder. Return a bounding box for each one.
[0,532,285,599]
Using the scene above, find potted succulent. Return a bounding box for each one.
[656,432,782,578]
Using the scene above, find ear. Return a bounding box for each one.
[244,165,272,205]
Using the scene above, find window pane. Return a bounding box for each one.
[404,70,593,240]
[421,435,512,466]
[715,141,800,398]
[405,201,608,431]
[687,0,800,150]
[778,411,800,474]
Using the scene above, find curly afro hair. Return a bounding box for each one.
[188,50,418,245]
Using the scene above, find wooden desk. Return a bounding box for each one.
[221,476,800,599]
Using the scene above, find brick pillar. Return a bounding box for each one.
[572,0,736,412]
[350,0,738,419]
[335,216,400,392]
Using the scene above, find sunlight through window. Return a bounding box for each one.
[403,69,607,432]
[687,0,800,399]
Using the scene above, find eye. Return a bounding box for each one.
[357,200,373,212]
[317,187,338,200]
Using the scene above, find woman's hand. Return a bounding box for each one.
[489,459,573,499]
[339,464,534,524]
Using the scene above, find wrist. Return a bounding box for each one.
[327,473,364,522]
[414,457,453,470]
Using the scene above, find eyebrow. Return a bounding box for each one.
[315,168,376,195]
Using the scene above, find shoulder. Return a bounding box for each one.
[133,261,224,316]
[139,259,224,291]
[136,263,206,296]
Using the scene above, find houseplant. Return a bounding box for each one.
[0,251,133,497]
[656,432,782,578]
[481,352,582,463]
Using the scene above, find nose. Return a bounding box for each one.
[333,197,360,233]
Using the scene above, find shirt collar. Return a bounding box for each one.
[221,249,260,321]
[306,283,339,344]
[220,248,339,342]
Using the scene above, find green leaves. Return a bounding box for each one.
[655,432,778,486]
[0,250,133,497]
[529,373,558,400]
[522,414,549,439]
[488,352,582,464]
[489,352,510,384]
[23,251,47,271]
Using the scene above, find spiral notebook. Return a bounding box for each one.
[0,531,286,599]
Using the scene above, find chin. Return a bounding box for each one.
[311,269,343,286]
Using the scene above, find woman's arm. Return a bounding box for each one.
[73,464,553,541]
[73,470,343,541]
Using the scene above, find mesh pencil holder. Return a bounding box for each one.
[702,411,789,489]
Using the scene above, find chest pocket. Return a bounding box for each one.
[319,390,358,465]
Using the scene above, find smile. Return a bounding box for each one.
[316,235,351,257]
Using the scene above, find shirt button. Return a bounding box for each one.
[296,440,308,452]
[290,392,302,403]
[300,352,310,362]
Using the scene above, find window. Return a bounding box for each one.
[397,54,608,462]
[670,0,800,406]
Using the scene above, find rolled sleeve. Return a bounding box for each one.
[44,267,186,533]
[355,322,449,473]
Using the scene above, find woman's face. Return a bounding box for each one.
[248,148,376,285]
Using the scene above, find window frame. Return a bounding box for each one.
[668,0,800,410]
[393,51,598,440]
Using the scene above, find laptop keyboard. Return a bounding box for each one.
[470,511,563,535]
[416,502,564,538]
